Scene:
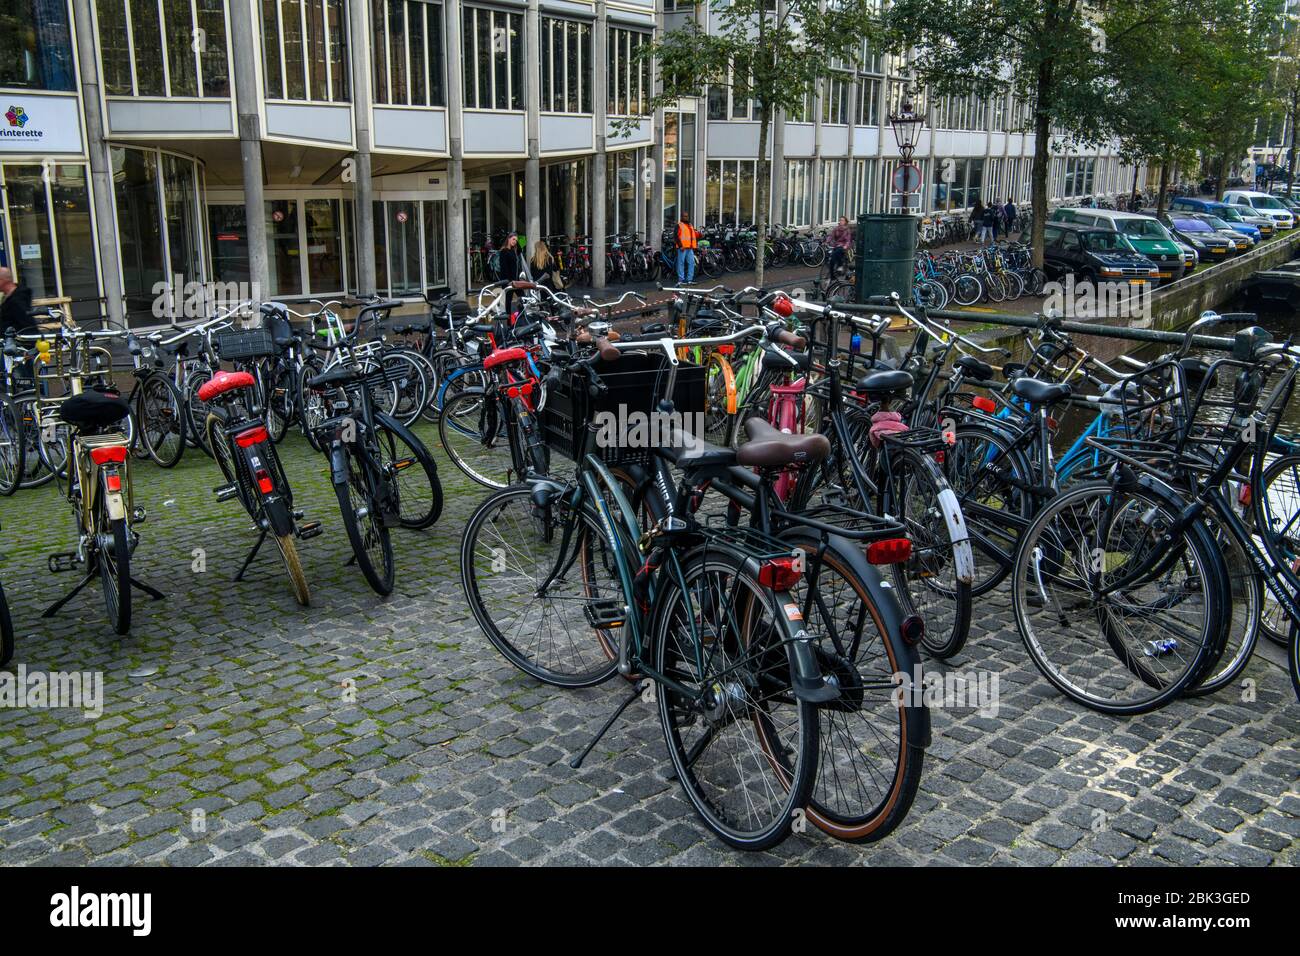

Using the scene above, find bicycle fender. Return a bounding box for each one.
[100,476,126,522]
[914,453,975,586]
[327,442,350,485]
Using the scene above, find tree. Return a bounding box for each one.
[626,0,882,286]
[884,0,1147,268]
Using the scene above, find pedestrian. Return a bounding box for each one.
[498,233,524,316]
[530,239,561,292]
[828,216,853,278]
[0,267,34,335]
[675,211,699,284]
[978,202,997,244]
[1003,198,1018,235]
[970,198,985,241]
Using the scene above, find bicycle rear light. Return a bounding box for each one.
[104,473,122,493]
[757,556,801,590]
[90,446,128,465]
[971,396,996,414]
[255,468,274,495]
[900,614,925,646]
[866,538,912,565]
[236,426,269,447]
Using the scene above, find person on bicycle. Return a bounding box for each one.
[828,216,853,278]
[675,212,700,284]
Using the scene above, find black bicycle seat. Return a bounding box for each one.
[761,348,812,373]
[1010,377,1071,406]
[856,369,913,395]
[59,391,130,430]
[955,355,995,381]
[307,366,365,390]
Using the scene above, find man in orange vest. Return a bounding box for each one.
[675,212,700,284]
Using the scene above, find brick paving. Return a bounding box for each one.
[0,424,1296,866]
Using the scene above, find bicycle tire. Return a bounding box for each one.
[437,388,514,489]
[0,397,24,496]
[653,547,817,851]
[334,447,395,596]
[99,514,132,635]
[275,533,311,606]
[376,411,444,530]
[137,374,186,468]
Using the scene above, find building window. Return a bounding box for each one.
[540,17,591,114]
[1,164,99,321]
[605,149,641,235]
[663,112,694,225]
[822,76,849,125]
[95,0,230,98]
[0,0,76,91]
[818,159,847,224]
[707,60,756,121]
[608,27,650,116]
[111,146,206,321]
[373,0,445,107]
[784,159,812,227]
[855,77,879,127]
[542,159,588,240]
[262,0,349,102]
[705,159,759,227]
[463,6,523,110]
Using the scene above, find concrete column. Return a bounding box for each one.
[348,0,377,294]
[844,75,857,214]
[70,0,124,326]
[771,108,786,224]
[592,1,608,288]
[446,0,467,295]
[525,0,541,246]
[810,78,823,224]
[648,3,665,249]
[693,0,707,223]
[229,0,269,300]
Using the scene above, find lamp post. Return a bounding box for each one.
[887,90,924,212]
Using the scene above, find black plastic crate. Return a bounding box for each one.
[215,327,276,361]
[540,351,706,463]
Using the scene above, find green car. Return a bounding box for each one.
[1050,208,1187,283]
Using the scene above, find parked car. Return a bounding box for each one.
[1188,213,1257,250]
[1174,240,1199,274]
[1170,198,1265,241]
[1041,222,1160,284]
[1225,203,1277,237]
[1222,190,1296,230]
[1049,208,1187,283]
[1163,215,1237,261]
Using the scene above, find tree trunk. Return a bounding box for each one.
[756,112,770,288]
[1288,85,1298,191]
[1215,155,1227,200]
[1156,161,1169,217]
[1030,83,1051,270]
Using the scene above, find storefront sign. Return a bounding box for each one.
[19,244,41,260]
[0,93,83,154]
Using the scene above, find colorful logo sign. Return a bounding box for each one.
[5,105,28,128]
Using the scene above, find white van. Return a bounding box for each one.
[1221,190,1295,229]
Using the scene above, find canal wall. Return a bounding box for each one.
[1149,231,1300,330]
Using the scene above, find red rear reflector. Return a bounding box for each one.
[236,426,269,447]
[972,396,996,413]
[866,538,912,564]
[1238,483,1251,506]
[1046,416,1059,430]
[757,556,801,590]
[934,450,946,464]
[105,474,121,492]
[90,446,128,465]
[716,344,735,355]
[255,469,274,494]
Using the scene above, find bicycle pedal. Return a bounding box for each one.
[47,551,80,573]
[583,600,627,630]
[214,483,239,502]
[297,521,324,540]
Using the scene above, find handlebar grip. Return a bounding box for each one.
[595,337,621,362]
[775,329,806,350]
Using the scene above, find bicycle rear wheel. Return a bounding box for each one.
[1011,480,1223,714]
[653,548,817,851]
[335,448,395,596]
[0,578,11,668]
[0,397,24,496]
[437,388,515,489]
[98,513,132,635]
[376,412,443,529]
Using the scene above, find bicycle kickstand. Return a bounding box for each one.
[234,529,268,582]
[41,570,97,619]
[569,680,648,770]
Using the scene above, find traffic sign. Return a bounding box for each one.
[892,163,922,195]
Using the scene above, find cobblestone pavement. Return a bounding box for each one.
[0,425,1296,867]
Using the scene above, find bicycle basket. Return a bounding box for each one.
[540,351,707,465]
[214,327,276,361]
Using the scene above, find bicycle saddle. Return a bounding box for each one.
[856,369,913,395]
[737,418,830,468]
[198,370,257,402]
[955,355,995,381]
[640,322,668,335]
[307,366,365,390]
[761,348,812,372]
[59,391,130,430]
[1010,377,1071,406]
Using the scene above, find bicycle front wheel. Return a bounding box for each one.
[335,448,395,596]
[438,388,515,489]
[653,548,817,851]
[0,398,24,496]
[460,484,623,687]
[376,412,443,529]
[1011,480,1223,714]
[137,374,186,468]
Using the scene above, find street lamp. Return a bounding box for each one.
[888,96,924,164]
